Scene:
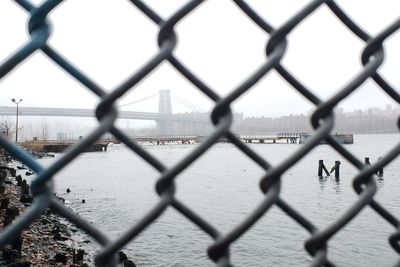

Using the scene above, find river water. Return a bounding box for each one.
[38,134,400,266]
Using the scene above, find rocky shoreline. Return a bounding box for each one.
[0,152,88,266]
[0,151,137,266]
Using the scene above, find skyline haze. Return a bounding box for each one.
[1,0,399,118]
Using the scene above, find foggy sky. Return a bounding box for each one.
[0,0,399,118]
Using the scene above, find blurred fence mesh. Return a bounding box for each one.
[0,0,400,266]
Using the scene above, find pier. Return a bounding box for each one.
[131,136,199,145]
[299,133,353,144]
[240,133,307,144]
[19,140,109,153]
[240,133,353,144]
[18,133,354,153]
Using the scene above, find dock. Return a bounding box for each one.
[132,136,199,145]
[240,133,354,144]
[240,133,307,144]
[299,133,353,144]
[19,133,353,153]
[20,140,109,153]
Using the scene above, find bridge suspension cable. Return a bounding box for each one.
[118,90,205,113]
[171,93,205,112]
[119,93,158,107]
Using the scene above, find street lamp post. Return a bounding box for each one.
[11,98,22,143]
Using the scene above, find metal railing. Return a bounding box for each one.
[0,0,399,266]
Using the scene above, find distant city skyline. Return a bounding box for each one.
[1,103,398,142]
[1,1,400,118]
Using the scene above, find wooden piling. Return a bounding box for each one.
[318,160,330,177]
[334,161,340,178]
[330,161,341,179]
[318,160,323,177]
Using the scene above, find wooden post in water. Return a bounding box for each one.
[318,160,330,177]
[364,157,371,166]
[334,161,340,178]
[318,160,323,177]
[330,161,341,179]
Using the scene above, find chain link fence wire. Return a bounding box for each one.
[0,0,400,266]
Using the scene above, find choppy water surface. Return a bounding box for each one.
[39,134,400,266]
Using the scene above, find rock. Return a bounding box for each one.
[56,196,65,204]
[35,253,43,262]
[20,194,33,204]
[40,218,50,225]
[4,180,12,184]
[6,207,20,216]
[15,175,22,186]
[11,235,22,252]
[9,261,31,267]
[119,251,128,262]
[124,260,137,267]
[1,198,9,209]
[0,184,5,194]
[76,249,84,262]
[5,207,20,226]
[66,188,71,193]
[119,251,136,267]
[2,244,20,261]
[23,235,34,244]
[52,225,61,234]
[21,180,29,195]
[53,232,68,241]
[81,199,85,203]
[0,171,5,183]
[54,253,68,264]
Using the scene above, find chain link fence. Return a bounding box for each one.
[0,0,400,266]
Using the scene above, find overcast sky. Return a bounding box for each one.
[0,0,399,118]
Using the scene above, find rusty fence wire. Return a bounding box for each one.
[1,0,400,266]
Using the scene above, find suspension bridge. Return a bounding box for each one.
[0,90,223,135]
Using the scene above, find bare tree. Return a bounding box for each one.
[0,116,15,140]
[40,118,50,141]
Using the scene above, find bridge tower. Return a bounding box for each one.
[158,89,172,114]
[157,90,172,135]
